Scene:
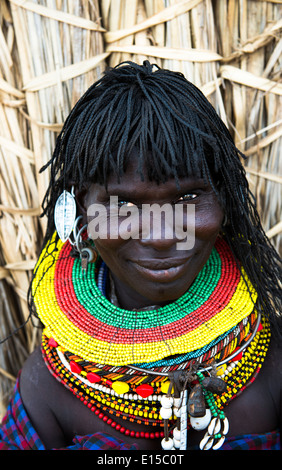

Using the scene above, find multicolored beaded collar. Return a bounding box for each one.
[32,234,270,450]
[32,235,257,366]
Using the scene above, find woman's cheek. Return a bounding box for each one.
[93,237,124,258]
[192,201,224,242]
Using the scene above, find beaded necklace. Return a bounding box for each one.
[33,235,257,366]
[41,314,270,448]
[46,312,257,388]
[32,234,270,449]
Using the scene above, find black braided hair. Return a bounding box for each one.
[36,61,281,339]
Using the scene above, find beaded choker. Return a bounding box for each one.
[32,236,257,366]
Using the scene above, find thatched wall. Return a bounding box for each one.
[0,0,281,418]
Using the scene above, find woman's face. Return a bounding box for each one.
[84,153,224,310]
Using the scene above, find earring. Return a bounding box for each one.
[73,222,98,275]
[54,186,76,243]
[222,214,228,227]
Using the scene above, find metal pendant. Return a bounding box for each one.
[202,376,227,394]
[188,383,206,417]
[54,189,76,242]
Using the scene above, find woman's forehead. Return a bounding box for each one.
[90,145,206,189]
[88,171,209,204]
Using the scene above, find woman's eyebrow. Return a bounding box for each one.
[105,188,137,199]
[104,180,209,197]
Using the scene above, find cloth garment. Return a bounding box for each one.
[217,432,281,450]
[0,378,280,451]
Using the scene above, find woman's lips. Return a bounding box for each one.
[130,258,190,282]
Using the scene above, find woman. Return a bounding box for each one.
[0,61,281,451]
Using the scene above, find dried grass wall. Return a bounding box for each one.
[0,0,281,418]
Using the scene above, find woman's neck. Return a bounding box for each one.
[109,271,172,311]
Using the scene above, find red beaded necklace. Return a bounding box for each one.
[42,335,166,440]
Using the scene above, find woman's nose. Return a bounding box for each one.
[139,206,180,250]
[138,203,195,251]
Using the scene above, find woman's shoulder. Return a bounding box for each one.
[19,345,68,448]
[20,345,52,394]
[20,344,71,418]
[264,337,282,373]
[255,336,282,407]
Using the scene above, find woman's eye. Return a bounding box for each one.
[118,200,135,207]
[177,193,197,203]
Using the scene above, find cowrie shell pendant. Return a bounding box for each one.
[208,417,221,435]
[199,434,214,450]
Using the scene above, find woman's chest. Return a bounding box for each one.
[56,372,279,451]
